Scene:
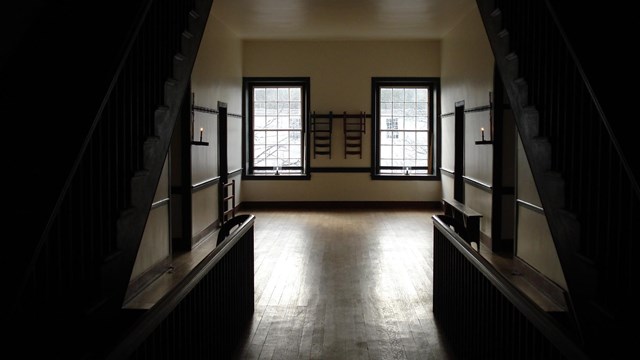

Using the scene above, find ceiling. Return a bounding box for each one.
[212,0,476,40]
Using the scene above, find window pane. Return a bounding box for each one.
[381,102,392,116]
[381,131,393,145]
[290,117,301,129]
[416,132,429,146]
[404,102,416,117]
[278,101,289,116]
[393,102,403,117]
[417,89,428,102]
[405,146,416,160]
[266,88,277,101]
[278,117,289,129]
[266,116,277,129]
[255,101,265,116]
[290,88,301,101]
[416,116,429,130]
[381,88,392,102]
[254,88,265,101]
[267,101,277,115]
[404,117,416,131]
[416,102,428,116]
[392,145,404,160]
[278,88,289,101]
[290,131,301,144]
[254,131,265,144]
[290,101,301,116]
[405,88,416,102]
[254,145,265,160]
[392,88,404,102]
[393,132,404,145]
[254,116,266,130]
[266,131,278,144]
[381,117,397,131]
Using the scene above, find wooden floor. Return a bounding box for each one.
[234,207,454,360]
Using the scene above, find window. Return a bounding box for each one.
[372,78,439,179]
[243,78,310,178]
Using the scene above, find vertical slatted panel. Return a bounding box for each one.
[128,228,255,360]
[15,0,202,355]
[433,218,574,360]
[492,0,639,337]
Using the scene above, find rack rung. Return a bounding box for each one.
[223,182,233,188]
[224,195,234,201]
[223,209,234,215]
[315,150,331,155]
[345,151,361,154]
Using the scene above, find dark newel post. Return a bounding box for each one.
[218,102,228,225]
[180,85,193,250]
[454,101,465,203]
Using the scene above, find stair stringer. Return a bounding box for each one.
[475,0,601,352]
[95,0,214,328]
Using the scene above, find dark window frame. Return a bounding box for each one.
[242,77,311,180]
[371,77,440,180]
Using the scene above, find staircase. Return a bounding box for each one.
[476,0,639,357]
[8,0,213,357]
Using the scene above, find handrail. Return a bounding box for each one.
[433,215,587,359]
[107,214,255,360]
[15,0,157,310]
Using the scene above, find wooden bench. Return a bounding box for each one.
[442,198,483,247]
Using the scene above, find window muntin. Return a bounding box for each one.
[252,86,303,174]
[244,78,310,177]
[377,86,431,175]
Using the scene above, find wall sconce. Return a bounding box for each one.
[475,91,493,145]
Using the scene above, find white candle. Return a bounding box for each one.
[481,127,485,141]
[200,127,204,142]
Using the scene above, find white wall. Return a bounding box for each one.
[191,14,243,236]
[439,5,566,289]
[516,135,567,289]
[131,156,170,280]
[440,6,494,236]
[242,40,442,202]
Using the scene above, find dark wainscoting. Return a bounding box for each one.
[107,215,255,360]
[432,215,586,360]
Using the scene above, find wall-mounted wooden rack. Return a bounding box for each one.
[311,111,368,158]
[343,111,366,158]
[311,111,333,158]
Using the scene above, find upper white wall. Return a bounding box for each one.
[440,6,494,234]
[441,8,494,114]
[192,15,243,114]
[242,40,442,202]
[191,15,243,234]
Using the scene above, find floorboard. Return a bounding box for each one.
[234,207,454,360]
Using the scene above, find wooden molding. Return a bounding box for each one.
[191,220,220,248]
[124,256,172,304]
[513,256,568,312]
